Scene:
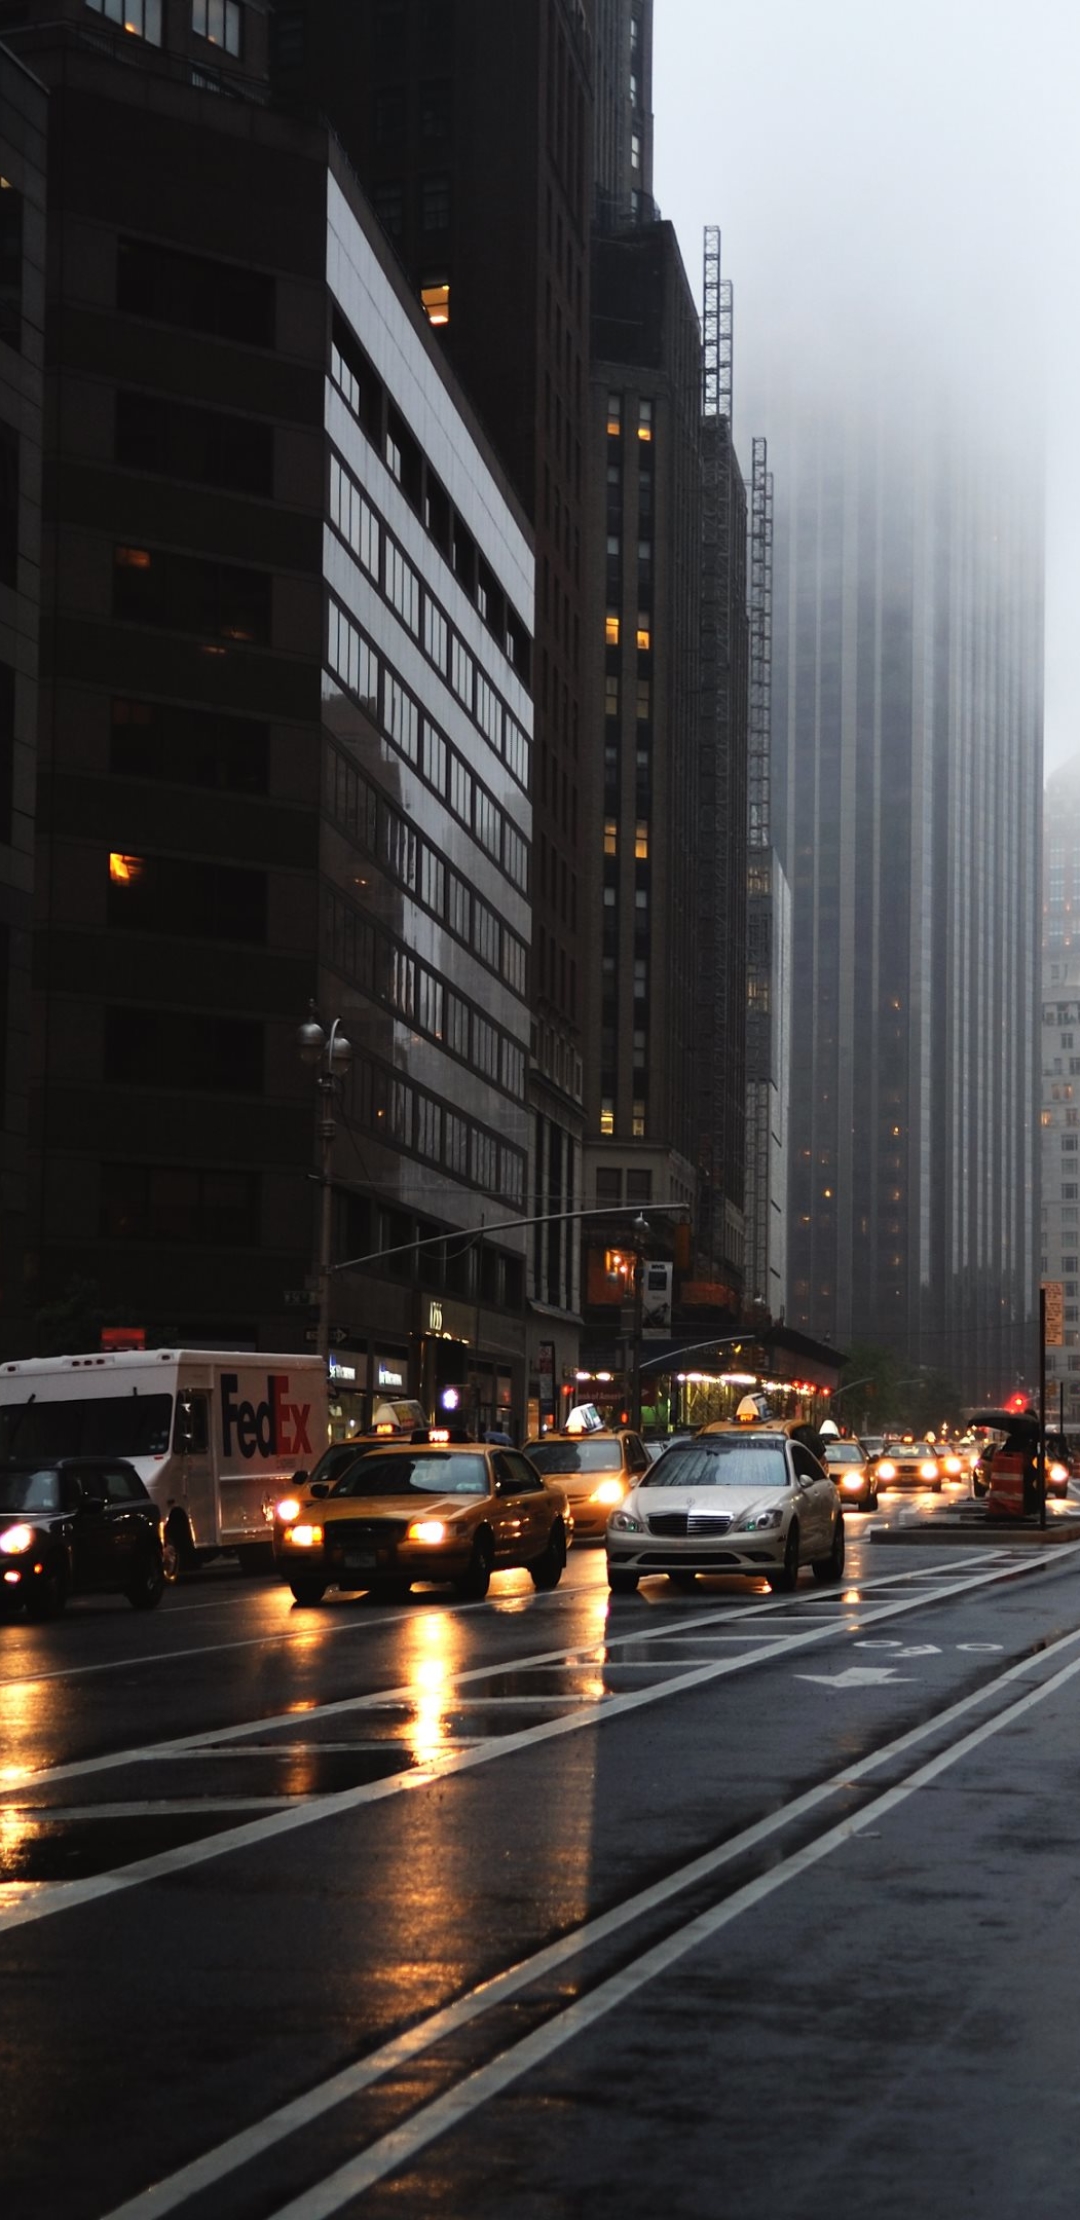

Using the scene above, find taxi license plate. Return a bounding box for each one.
[343,1550,377,1570]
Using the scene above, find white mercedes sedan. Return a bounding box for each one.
[605,1427,844,1597]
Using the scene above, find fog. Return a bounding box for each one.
[653,0,1076,768]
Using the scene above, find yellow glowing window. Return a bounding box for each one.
[115,546,151,569]
[632,1101,646,1137]
[421,282,450,326]
[607,394,622,436]
[605,614,620,645]
[635,821,648,860]
[600,1106,615,1137]
[638,402,653,440]
[604,819,617,857]
[109,852,145,883]
[636,624,650,650]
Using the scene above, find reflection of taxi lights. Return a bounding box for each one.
[284,1523,323,1547]
[408,1520,449,1545]
[276,1496,301,1523]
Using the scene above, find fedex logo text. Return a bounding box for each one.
[220,1374,313,1462]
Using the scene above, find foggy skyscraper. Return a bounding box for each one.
[773,382,1042,1401]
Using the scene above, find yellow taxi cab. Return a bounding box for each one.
[273,1431,571,1605]
[523,1408,652,1538]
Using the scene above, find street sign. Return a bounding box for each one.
[283,1289,316,1308]
[1043,1280,1064,1347]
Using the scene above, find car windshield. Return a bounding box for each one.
[330,1453,488,1498]
[825,1443,865,1466]
[526,1439,622,1474]
[0,1467,62,1512]
[642,1440,790,1490]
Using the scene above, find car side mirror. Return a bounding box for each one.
[291,1469,309,1490]
[309,1481,330,1499]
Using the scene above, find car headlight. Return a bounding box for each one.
[0,1523,34,1555]
[283,1523,323,1548]
[275,1497,302,1524]
[876,1460,897,1480]
[840,1471,867,1491]
[609,1509,643,1532]
[919,1461,938,1481]
[732,1505,785,1533]
[591,1478,626,1507]
[407,1519,450,1545]
[1050,1462,1068,1484]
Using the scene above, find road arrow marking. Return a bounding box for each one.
[796,1666,916,1688]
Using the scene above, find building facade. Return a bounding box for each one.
[1041,757,1080,1421]
[0,44,45,1362]
[773,383,1043,1401]
[270,0,591,1427]
[0,4,535,1431]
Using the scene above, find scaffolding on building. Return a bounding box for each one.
[744,435,776,1307]
[696,225,747,1290]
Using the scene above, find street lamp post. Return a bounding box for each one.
[297,1006,352,1365]
[630,1213,649,1431]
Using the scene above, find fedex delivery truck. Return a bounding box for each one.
[0,1349,328,1575]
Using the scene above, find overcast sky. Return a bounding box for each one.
[652,0,1077,771]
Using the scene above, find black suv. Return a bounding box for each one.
[0,1459,166,1620]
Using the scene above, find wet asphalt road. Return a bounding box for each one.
[5,1491,1080,2220]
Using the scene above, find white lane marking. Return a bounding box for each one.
[0,1552,998,1693]
[260,1632,1080,2220]
[796,1667,916,1688]
[13,1799,310,1820]
[0,1551,1068,1938]
[99,1616,1080,2220]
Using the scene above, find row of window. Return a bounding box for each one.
[116,389,273,498]
[111,697,269,794]
[324,745,527,1000]
[346,1047,525,1211]
[114,544,269,644]
[329,312,531,682]
[329,453,529,789]
[102,1161,258,1247]
[321,881,526,1106]
[86,0,242,55]
[326,599,528,902]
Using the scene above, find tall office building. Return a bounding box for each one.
[271,0,593,1427]
[774,381,1043,1401]
[0,46,45,1362]
[0,2,534,1430]
[1041,758,1080,1421]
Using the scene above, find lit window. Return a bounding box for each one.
[607,394,622,437]
[635,822,648,860]
[604,819,617,857]
[632,1100,646,1137]
[605,613,620,645]
[85,0,163,44]
[115,545,151,569]
[192,0,241,54]
[421,282,450,326]
[600,1101,615,1137]
[636,622,650,650]
[109,852,145,883]
[638,400,653,441]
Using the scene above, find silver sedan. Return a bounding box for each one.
[606,1430,844,1596]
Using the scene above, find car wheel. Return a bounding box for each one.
[768,1523,800,1594]
[126,1548,166,1610]
[454,1534,493,1602]
[289,1577,327,1607]
[25,1559,68,1621]
[668,1570,699,1591]
[530,1520,566,1591]
[812,1514,846,1584]
[607,1565,640,1594]
[163,1513,196,1581]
